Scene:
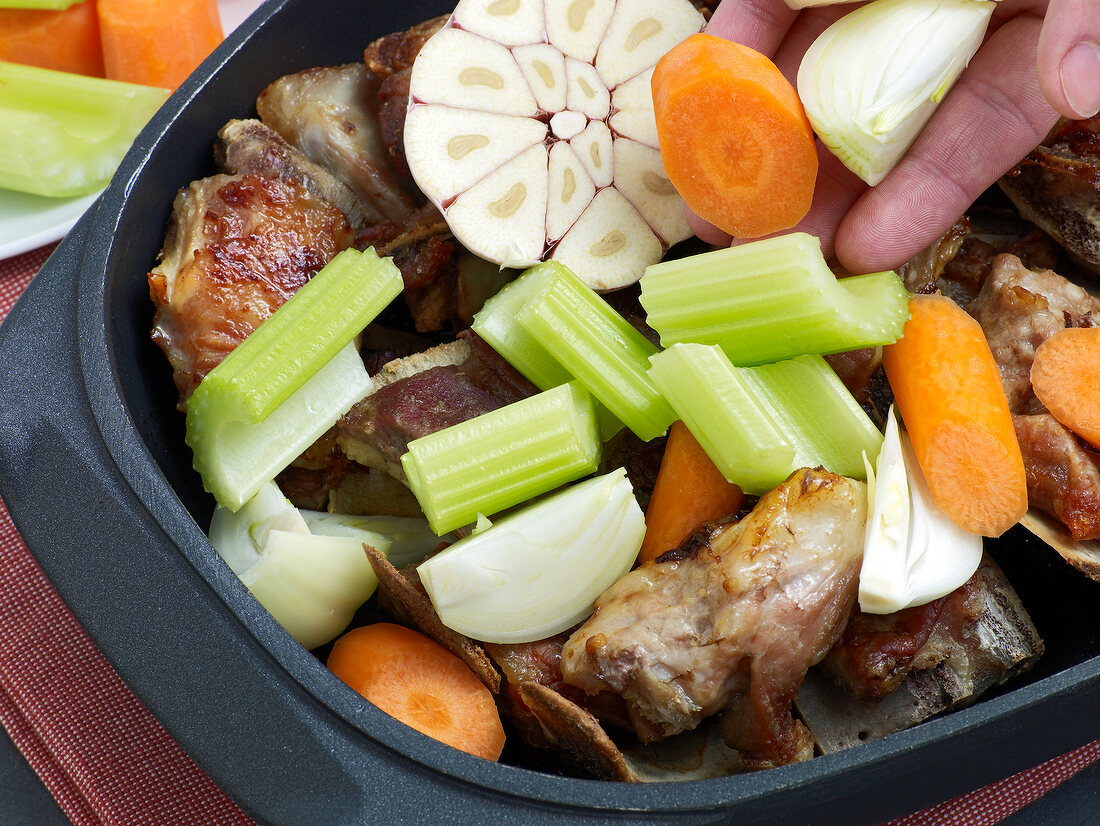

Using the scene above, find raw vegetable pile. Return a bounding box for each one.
[160,0,1098,778]
[0,0,222,197]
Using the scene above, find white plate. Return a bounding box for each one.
[0,0,264,261]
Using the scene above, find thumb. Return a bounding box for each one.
[1036,0,1100,118]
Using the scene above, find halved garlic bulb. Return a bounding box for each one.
[405,0,704,290]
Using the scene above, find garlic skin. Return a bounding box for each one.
[404,0,704,290]
[797,0,995,186]
[859,407,983,614]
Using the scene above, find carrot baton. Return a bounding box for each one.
[651,33,818,240]
[327,622,506,761]
[882,293,1027,537]
[98,0,223,89]
[638,420,743,564]
[1030,326,1100,449]
[0,0,104,76]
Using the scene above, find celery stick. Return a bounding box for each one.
[401,382,602,535]
[516,264,675,442]
[472,261,624,440]
[649,343,882,494]
[639,233,909,366]
[187,248,402,510]
[0,62,168,197]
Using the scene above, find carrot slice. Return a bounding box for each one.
[882,293,1027,537]
[651,33,818,240]
[0,1,104,77]
[327,622,506,761]
[1030,326,1100,449]
[638,420,744,564]
[97,0,222,89]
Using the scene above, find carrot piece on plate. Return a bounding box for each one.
[97,0,223,89]
[651,32,818,240]
[882,293,1028,538]
[638,420,743,564]
[0,0,104,77]
[1030,326,1100,449]
[327,622,506,761]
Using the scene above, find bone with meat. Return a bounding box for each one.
[561,468,866,768]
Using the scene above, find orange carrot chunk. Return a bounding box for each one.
[1030,326,1100,449]
[638,420,744,564]
[97,0,222,89]
[651,33,818,240]
[0,1,104,77]
[327,623,506,762]
[882,293,1027,538]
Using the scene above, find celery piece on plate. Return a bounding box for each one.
[0,61,169,197]
[401,381,602,535]
[515,261,676,442]
[639,233,909,366]
[187,247,403,511]
[472,261,623,439]
[649,343,883,494]
[417,468,645,644]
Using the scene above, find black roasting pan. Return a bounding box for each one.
[0,0,1098,822]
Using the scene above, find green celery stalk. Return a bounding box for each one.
[649,343,883,494]
[639,232,909,366]
[0,61,169,197]
[401,382,602,535]
[472,261,623,440]
[187,248,403,510]
[516,263,675,442]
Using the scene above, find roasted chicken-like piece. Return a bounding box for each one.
[561,468,866,768]
[148,173,353,409]
[257,63,416,226]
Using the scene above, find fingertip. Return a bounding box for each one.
[687,209,733,246]
[1056,41,1100,119]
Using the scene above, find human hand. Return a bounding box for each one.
[690,0,1100,273]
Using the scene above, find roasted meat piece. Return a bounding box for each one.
[148,173,353,408]
[216,118,375,232]
[967,254,1100,541]
[337,332,538,482]
[257,63,416,226]
[796,554,1043,752]
[561,468,866,768]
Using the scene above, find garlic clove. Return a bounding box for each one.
[546,140,596,243]
[513,43,569,112]
[608,67,659,148]
[409,28,537,116]
[571,119,614,188]
[545,0,616,62]
[595,0,708,89]
[446,143,550,267]
[552,187,662,291]
[453,0,546,46]
[565,57,611,120]
[403,105,547,202]
[613,138,690,246]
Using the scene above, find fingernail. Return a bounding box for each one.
[1060,42,1100,118]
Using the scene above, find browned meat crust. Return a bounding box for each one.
[363,15,447,77]
[216,118,374,232]
[148,173,353,409]
[1015,414,1100,541]
[560,468,865,768]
